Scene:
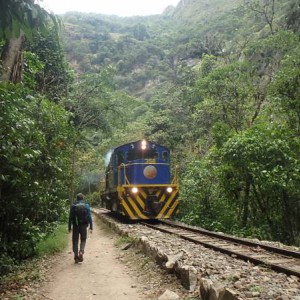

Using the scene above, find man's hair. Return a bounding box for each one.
[76,193,84,201]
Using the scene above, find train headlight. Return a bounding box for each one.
[131,187,138,194]
[141,139,147,150]
[166,187,173,193]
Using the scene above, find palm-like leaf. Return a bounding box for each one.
[0,0,59,39]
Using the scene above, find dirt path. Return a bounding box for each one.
[39,221,145,300]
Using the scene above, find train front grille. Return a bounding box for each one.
[117,185,179,219]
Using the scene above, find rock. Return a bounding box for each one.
[232,272,241,281]
[141,236,148,242]
[209,281,225,300]
[287,277,295,283]
[290,275,299,282]
[223,288,240,300]
[155,248,167,265]
[158,289,180,300]
[276,296,290,300]
[96,211,300,300]
[180,265,198,291]
[199,277,213,299]
[121,243,132,250]
[165,252,183,271]
[262,276,270,282]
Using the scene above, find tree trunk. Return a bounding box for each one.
[0,34,24,83]
[69,143,76,206]
[252,184,275,231]
[281,190,295,244]
[242,181,250,227]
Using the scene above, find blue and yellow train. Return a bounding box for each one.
[100,140,179,220]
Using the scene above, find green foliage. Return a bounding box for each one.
[0,82,72,259]
[285,0,300,33]
[179,158,237,232]
[0,254,16,276]
[62,13,185,94]
[199,54,218,77]
[35,224,68,257]
[1,0,296,251]
[269,44,300,132]
[0,0,59,40]
[66,68,116,131]
[115,235,136,247]
[245,30,299,71]
[219,123,300,243]
[165,2,300,245]
[58,0,300,248]
[85,192,100,207]
[26,28,73,102]
[0,0,74,263]
[179,121,300,244]
[23,51,44,90]
[192,61,258,149]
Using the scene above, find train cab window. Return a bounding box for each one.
[116,151,124,166]
[126,149,158,161]
[162,151,169,161]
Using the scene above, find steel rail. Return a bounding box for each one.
[141,221,300,278]
[160,220,300,259]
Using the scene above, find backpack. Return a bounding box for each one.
[74,202,89,225]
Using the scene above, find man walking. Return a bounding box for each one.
[68,193,93,263]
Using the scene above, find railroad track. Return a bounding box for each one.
[141,220,300,278]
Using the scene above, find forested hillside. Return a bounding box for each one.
[62,0,244,97]
[0,0,300,267]
[62,0,300,246]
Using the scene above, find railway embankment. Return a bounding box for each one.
[93,208,300,300]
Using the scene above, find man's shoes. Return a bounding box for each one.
[74,256,79,264]
[78,251,84,262]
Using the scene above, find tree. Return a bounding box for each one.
[64,68,116,203]
[244,0,276,34]
[269,45,300,134]
[132,23,149,41]
[285,0,300,33]
[220,123,300,244]
[179,158,237,232]
[0,83,73,258]
[0,0,58,83]
[0,1,71,260]
[193,62,258,141]
[26,28,72,102]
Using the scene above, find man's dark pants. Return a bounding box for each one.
[72,224,87,257]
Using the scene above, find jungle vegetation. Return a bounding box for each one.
[0,0,300,267]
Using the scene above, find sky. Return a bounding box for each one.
[38,0,180,17]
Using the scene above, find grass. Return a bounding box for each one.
[114,235,136,247]
[0,224,69,299]
[249,285,264,293]
[36,224,69,257]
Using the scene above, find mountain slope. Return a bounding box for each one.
[62,0,297,97]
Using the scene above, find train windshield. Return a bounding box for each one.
[126,149,158,161]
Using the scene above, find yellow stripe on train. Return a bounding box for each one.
[117,184,179,219]
[157,191,178,219]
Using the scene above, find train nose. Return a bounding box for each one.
[145,195,162,215]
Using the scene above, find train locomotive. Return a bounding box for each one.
[100,140,179,220]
